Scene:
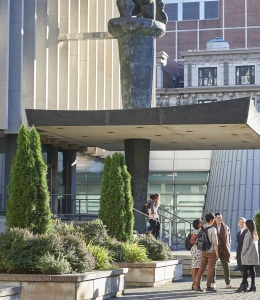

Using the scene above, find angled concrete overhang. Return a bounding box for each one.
[26,97,260,151]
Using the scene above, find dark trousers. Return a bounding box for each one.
[242,265,256,285]
[150,218,160,238]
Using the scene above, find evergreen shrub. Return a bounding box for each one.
[121,243,149,263]
[87,243,117,270]
[137,236,173,261]
[254,210,260,238]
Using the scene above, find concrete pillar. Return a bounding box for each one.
[0,0,10,130]
[47,0,59,110]
[63,150,76,214]
[23,0,36,122]
[4,134,18,203]
[36,0,48,109]
[124,139,150,234]
[59,0,69,110]
[7,0,24,133]
[51,146,58,214]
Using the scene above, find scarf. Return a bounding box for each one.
[213,221,230,263]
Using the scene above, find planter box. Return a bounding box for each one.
[0,268,128,300]
[116,259,183,287]
[0,286,22,300]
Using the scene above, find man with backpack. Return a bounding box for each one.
[211,213,236,289]
[194,212,218,292]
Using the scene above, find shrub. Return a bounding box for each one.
[87,243,117,270]
[80,219,110,246]
[0,228,95,274]
[36,254,71,274]
[254,210,260,238]
[121,243,149,263]
[106,238,124,262]
[62,234,95,273]
[137,236,173,261]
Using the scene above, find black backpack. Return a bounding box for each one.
[141,200,152,216]
[197,226,212,251]
[185,233,193,251]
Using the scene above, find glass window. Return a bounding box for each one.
[174,172,208,183]
[174,184,207,195]
[174,195,205,206]
[236,66,255,85]
[205,1,219,19]
[183,2,200,20]
[164,3,178,21]
[198,68,217,86]
[148,172,173,183]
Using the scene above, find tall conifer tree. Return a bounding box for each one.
[99,153,134,242]
[6,124,37,231]
[30,126,52,234]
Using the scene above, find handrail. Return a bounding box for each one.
[132,207,160,223]
[159,206,192,224]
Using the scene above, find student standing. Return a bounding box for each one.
[149,193,160,239]
[194,212,218,292]
[190,218,203,290]
[236,219,259,293]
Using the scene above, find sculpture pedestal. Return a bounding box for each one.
[108,17,165,109]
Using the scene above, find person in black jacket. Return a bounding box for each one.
[235,217,248,287]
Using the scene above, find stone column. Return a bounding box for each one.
[23,0,36,122]
[124,139,150,234]
[51,146,58,215]
[0,0,9,130]
[6,0,24,133]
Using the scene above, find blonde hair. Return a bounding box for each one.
[238,217,246,222]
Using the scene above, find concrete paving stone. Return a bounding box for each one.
[112,276,260,299]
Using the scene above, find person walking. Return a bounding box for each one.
[148,193,160,239]
[194,212,218,292]
[236,219,259,293]
[211,212,236,289]
[146,194,155,236]
[235,217,248,287]
[190,218,203,290]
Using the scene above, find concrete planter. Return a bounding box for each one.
[0,268,128,300]
[0,286,22,300]
[116,259,183,287]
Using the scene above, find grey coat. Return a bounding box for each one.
[241,231,259,266]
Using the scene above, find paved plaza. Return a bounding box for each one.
[114,276,260,299]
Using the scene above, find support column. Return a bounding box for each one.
[63,150,76,215]
[51,146,58,215]
[124,138,150,234]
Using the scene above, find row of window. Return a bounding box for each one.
[165,1,218,22]
[199,66,255,86]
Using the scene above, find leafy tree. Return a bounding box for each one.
[119,154,134,242]
[99,153,134,242]
[6,124,37,231]
[30,126,52,234]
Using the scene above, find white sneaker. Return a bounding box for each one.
[211,283,216,288]
[226,284,236,289]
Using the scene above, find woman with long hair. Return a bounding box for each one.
[190,218,203,290]
[236,219,259,293]
[235,217,248,286]
[149,193,160,239]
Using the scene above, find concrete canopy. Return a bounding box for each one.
[26,97,260,151]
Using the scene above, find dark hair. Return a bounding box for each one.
[149,194,154,200]
[205,212,215,223]
[215,212,221,217]
[246,219,259,241]
[193,219,201,230]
